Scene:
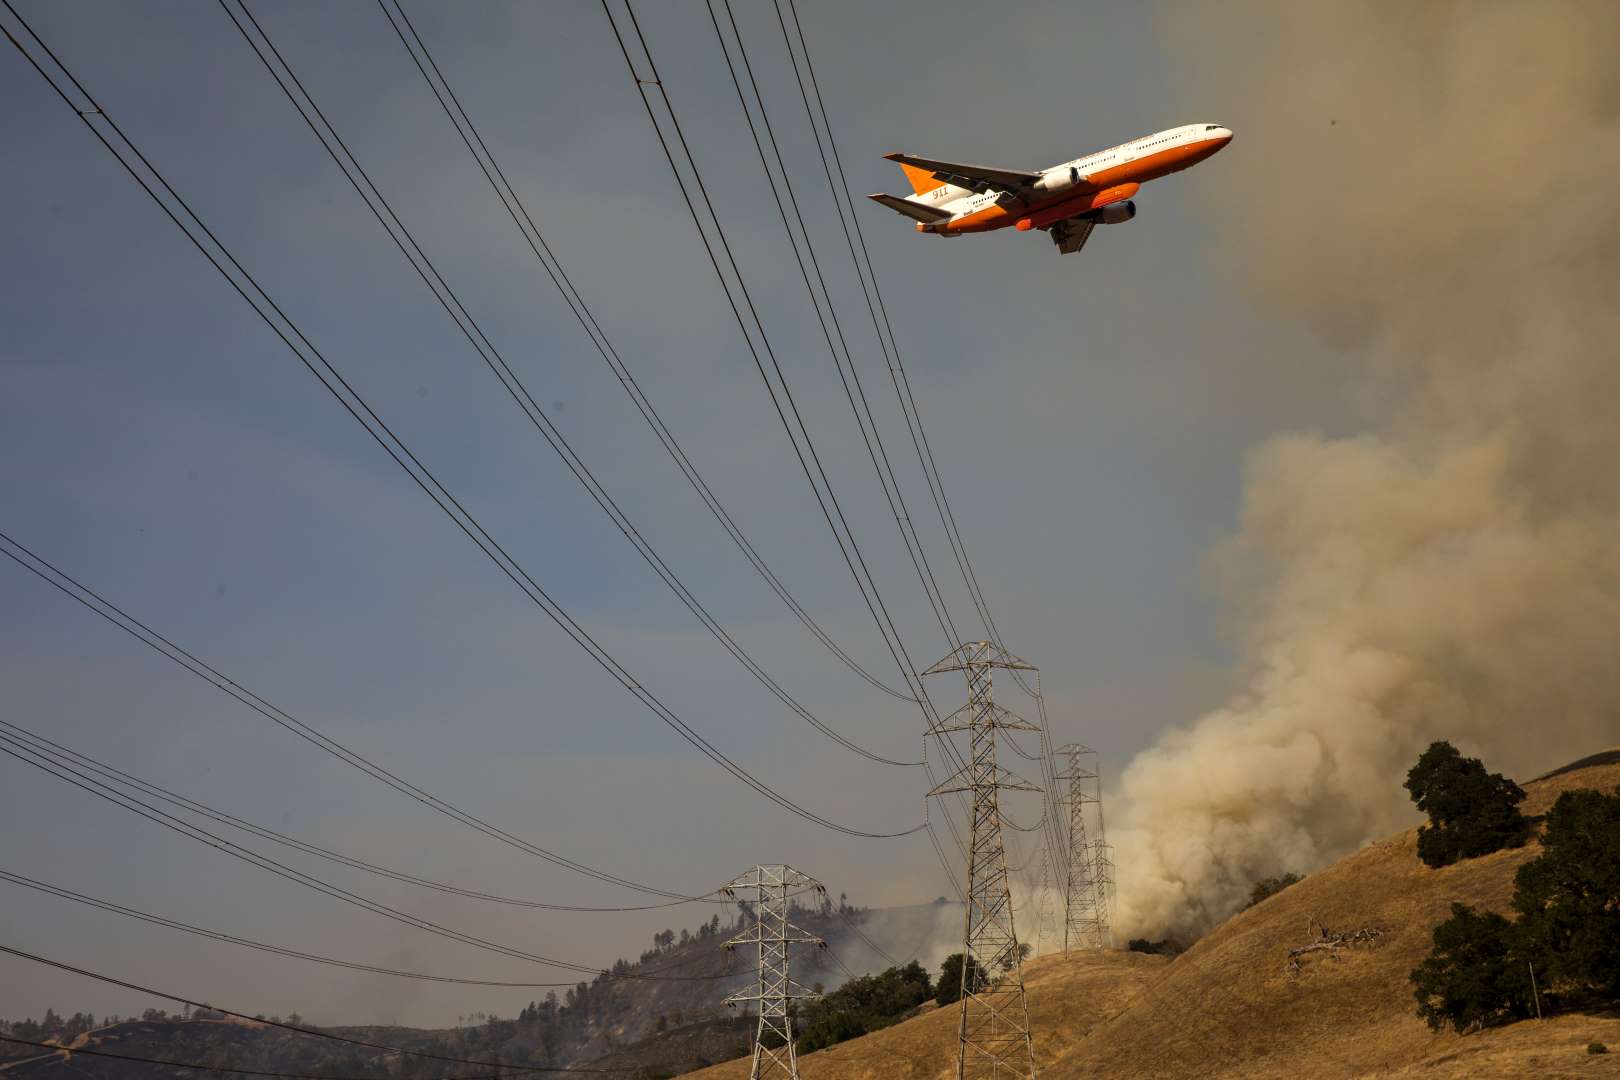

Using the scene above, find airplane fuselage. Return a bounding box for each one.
[915,123,1232,236]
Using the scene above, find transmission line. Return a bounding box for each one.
[771,0,1004,651]
[698,2,992,816]
[0,736,729,983]
[0,1037,563,1080]
[603,11,997,902]
[706,7,1013,896]
[600,2,996,909]
[372,0,914,707]
[751,0,1066,869]
[0,719,711,914]
[768,0,1080,912]
[703,3,1058,909]
[0,944,633,1075]
[217,0,912,771]
[0,870,719,989]
[0,6,919,842]
[0,530,722,900]
[706,0,963,655]
[598,1,943,743]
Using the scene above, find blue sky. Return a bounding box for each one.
[2,0,1344,1024]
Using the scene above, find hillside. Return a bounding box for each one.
[689,751,1620,1080]
[0,900,958,1080]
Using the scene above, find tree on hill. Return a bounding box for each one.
[998,943,1033,973]
[1246,873,1303,908]
[1410,903,1534,1032]
[1405,741,1531,868]
[1412,785,1620,1031]
[1514,786,1620,997]
[935,953,978,1006]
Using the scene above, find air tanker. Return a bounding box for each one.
[869,123,1233,255]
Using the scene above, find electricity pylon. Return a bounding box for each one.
[924,641,1040,1080]
[1055,744,1111,951]
[1092,758,1117,932]
[722,865,825,1080]
[1033,845,1056,956]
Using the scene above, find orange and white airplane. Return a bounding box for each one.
[869,123,1233,255]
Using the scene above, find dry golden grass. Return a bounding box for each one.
[684,950,1169,1080]
[686,751,1620,1080]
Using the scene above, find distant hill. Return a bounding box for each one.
[0,899,960,1080]
[686,749,1620,1079]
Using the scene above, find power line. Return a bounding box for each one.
[219,0,915,771]
[694,1,988,801]
[597,1,942,743]
[705,0,963,654]
[600,0,989,904]
[0,531,712,901]
[372,0,914,707]
[0,1036,549,1080]
[0,944,634,1075]
[0,735,729,983]
[709,0,1031,884]
[704,9,1011,902]
[0,870,712,989]
[609,8,998,926]
[757,0,1066,894]
[0,7,919,842]
[771,0,1003,651]
[0,718,710,914]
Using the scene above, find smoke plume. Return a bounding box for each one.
[1114,1,1620,938]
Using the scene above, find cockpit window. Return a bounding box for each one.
[1206,124,1220,130]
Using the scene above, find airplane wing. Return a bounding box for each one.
[883,152,1039,195]
[867,192,955,224]
[1047,218,1095,256]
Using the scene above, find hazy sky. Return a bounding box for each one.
[2,0,1344,1025]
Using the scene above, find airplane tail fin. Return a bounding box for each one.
[895,160,948,195]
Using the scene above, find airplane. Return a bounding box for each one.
[869,123,1233,255]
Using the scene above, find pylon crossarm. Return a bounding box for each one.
[920,640,1038,676]
[929,701,1041,736]
[929,766,1043,798]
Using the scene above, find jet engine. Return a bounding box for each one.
[1086,199,1136,225]
[1032,165,1081,194]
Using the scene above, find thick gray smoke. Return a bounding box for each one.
[1113,1,1620,938]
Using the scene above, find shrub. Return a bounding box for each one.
[1405,741,1531,868]
[1127,938,1184,956]
[1411,903,1533,1033]
[1246,873,1303,908]
[1589,1041,1609,1055]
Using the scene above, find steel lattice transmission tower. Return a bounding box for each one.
[1032,845,1056,955]
[924,641,1041,1080]
[1054,744,1112,951]
[722,865,825,1080]
[1092,761,1117,931]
